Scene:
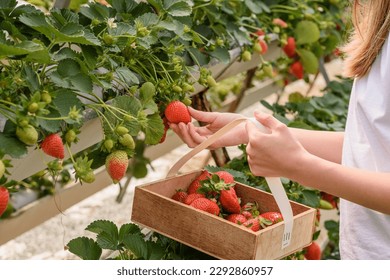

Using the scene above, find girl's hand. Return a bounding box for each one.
[245,111,310,178]
[169,107,248,149]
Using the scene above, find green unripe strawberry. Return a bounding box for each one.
[241,50,252,62]
[41,91,52,104]
[28,102,39,114]
[207,75,217,88]
[172,85,182,93]
[104,139,114,152]
[81,171,95,183]
[47,159,63,172]
[140,82,156,97]
[16,125,38,145]
[0,160,5,178]
[262,63,274,78]
[182,82,195,92]
[103,33,114,45]
[65,129,77,144]
[119,134,135,149]
[183,97,192,106]
[115,125,129,136]
[18,118,29,127]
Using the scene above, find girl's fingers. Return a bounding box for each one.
[188,107,217,123]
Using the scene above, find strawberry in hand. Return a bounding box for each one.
[164,100,192,124]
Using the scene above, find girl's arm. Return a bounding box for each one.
[290,128,344,164]
[245,111,390,214]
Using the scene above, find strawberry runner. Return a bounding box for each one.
[166,117,294,249]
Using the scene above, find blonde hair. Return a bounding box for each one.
[342,0,390,78]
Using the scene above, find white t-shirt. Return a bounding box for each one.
[340,32,390,259]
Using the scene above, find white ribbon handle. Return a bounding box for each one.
[248,118,293,248]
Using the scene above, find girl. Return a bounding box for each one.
[170,1,390,259]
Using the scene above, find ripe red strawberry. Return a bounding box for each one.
[219,187,241,214]
[289,61,304,79]
[260,211,283,226]
[164,100,191,124]
[190,198,220,215]
[243,218,260,232]
[272,18,288,28]
[171,189,188,203]
[41,134,65,159]
[187,170,211,194]
[255,29,265,37]
[259,39,268,54]
[226,213,247,225]
[304,242,322,260]
[241,202,260,217]
[0,186,9,217]
[105,150,129,183]
[283,37,296,58]
[241,210,253,219]
[184,193,205,205]
[215,171,234,184]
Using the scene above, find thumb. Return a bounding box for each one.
[188,107,216,123]
[253,111,280,131]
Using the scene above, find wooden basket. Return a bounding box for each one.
[131,118,316,259]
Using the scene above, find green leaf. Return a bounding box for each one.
[66,237,102,260]
[301,189,320,208]
[0,41,44,57]
[244,0,266,13]
[136,12,159,26]
[103,96,142,136]
[57,59,81,77]
[297,49,319,74]
[143,113,164,145]
[164,0,192,17]
[146,240,165,260]
[115,67,140,86]
[96,231,119,250]
[86,219,118,234]
[294,21,320,45]
[52,89,83,121]
[122,234,148,259]
[111,0,138,14]
[0,133,27,158]
[81,45,98,70]
[21,65,39,92]
[118,223,142,243]
[19,12,100,46]
[187,47,209,66]
[79,2,110,21]
[0,0,17,9]
[209,46,231,64]
[36,109,62,133]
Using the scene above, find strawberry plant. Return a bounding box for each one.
[66,219,214,260]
